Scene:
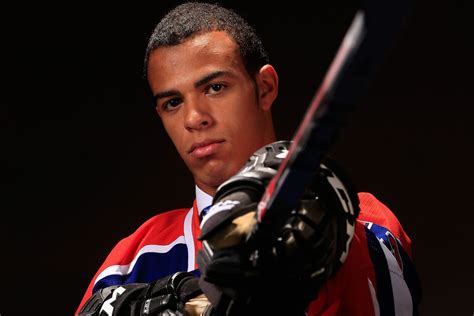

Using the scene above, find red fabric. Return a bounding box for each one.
[307,221,377,315]
[76,192,412,315]
[75,208,190,315]
[357,192,412,258]
[191,200,203,269]
[306,192,412,315]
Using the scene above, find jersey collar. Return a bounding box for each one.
[195,185,213,218]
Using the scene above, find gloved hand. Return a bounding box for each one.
[197,140,359,315]
[78,272,212,316]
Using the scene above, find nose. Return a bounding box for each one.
[184,99,214,131]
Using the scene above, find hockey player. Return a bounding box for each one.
[76,2,421,315]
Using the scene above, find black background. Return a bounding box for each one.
[3,1,473,315]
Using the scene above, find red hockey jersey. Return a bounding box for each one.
[76,187,420,315]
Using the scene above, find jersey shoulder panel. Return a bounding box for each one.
[357,192,412,257]
[75,207,191,315]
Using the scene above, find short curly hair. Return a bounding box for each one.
[144,2,269,78]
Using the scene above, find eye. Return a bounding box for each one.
[207,83,225,94]
[161,98,182,111]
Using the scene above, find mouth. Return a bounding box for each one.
[188,139,225,158]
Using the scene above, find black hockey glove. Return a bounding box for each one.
[197,140,359,315]
[78,272,212,316]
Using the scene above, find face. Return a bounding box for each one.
[147,31,278,195]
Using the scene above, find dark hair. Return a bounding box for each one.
[144,2,269,77]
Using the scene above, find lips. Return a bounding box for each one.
[188,139,225,158]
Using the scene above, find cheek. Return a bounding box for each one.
[229,92,261,122]
[163,120,185,152]
[225,106,264,149]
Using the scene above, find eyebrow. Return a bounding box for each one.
[153,70,234,104]
[194,70,232,88]
[153,90,179,104]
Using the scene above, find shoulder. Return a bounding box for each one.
[75,207,194,314]
[93,207,195,288]
[109,207,192,261]
[357,192,412,257]
[134,208,191,236]
[357,192,403,232]
[90,207,193,282]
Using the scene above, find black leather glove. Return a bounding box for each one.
[197,140,359,315]
[78,272,211,316]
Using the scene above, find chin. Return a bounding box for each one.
[201,162,240,187]
[208,169,234,187]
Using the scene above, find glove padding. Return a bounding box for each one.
[197,140,359,315]
[78,272,211,316]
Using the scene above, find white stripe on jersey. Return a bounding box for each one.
[379,238,413,316]
[184,207,196,271]
[93,235,186,286]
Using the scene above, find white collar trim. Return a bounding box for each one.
[195,185,213,216]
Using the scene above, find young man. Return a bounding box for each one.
[76,2,420,315]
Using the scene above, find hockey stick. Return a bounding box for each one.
[252,0,412,238]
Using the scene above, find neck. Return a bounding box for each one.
[197,184,217,197]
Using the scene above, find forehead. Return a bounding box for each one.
[147,31,246,88]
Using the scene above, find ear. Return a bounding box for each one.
[255,64,279,111]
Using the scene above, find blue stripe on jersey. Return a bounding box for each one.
[92,244,188,294]
[365,226,395,316]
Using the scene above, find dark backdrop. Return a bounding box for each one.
[3,1,473,315]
